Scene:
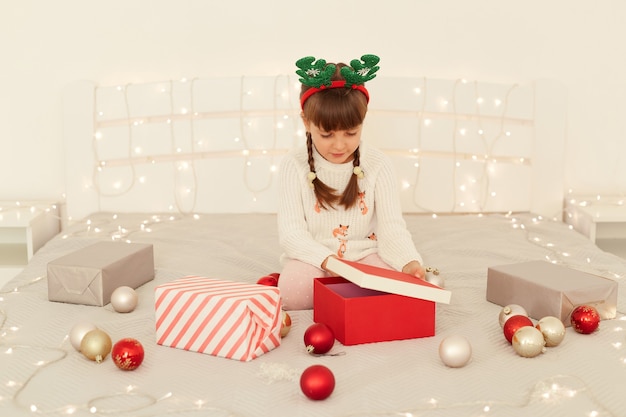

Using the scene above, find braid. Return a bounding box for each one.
[306,132,340,210]
[340,147,361,209]
[306,132,316,173]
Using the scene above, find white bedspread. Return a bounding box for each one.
[1,212,625,417]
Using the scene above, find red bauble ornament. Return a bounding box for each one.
[256,275,278,287]
[570,305,600,334]
[112,338,145,371]
[300,364,335,400]
[503,315,534,343]
[304,323,335,354]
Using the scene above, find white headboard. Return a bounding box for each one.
[62,75,567,221]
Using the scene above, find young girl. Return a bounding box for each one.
[277,54,425,310]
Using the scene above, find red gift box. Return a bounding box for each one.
[314,258,451,345]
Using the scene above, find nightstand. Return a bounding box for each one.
[0,201,61,288]
[564,195,626,258]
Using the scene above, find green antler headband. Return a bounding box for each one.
[296,54,380,109]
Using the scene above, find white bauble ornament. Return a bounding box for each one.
[536,316,566,347]
[111,286,138,313]
[498,304,528,327]
[69,322,98,351]
[438,335,472,368]
[511,326,546,358]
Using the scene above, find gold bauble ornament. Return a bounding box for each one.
[280,311,292,338]
[80,329,112,363]
[512,326,546,358]
[536,316,566,347]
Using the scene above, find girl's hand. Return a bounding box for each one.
[321,255,337,271]
[402,260,426,280]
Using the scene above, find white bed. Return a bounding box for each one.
[2,75,626,417]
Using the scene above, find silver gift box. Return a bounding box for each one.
[47,242,154,306]
[486,260,618,326]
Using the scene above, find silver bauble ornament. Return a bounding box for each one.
[110,286,138,313]
[425,273,445,288]
[69,322,98,351]
[536,316,566,347]
[512,326,546,358]
[499,304,528,327]
[438,335,472,368]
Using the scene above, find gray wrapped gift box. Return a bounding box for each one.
[47,242,154,306]
[486,260,617,326]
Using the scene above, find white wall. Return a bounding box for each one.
[2,0,625,204]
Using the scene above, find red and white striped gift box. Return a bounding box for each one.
[155,276,282,361]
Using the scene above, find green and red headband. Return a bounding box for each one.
[296,54,380,109]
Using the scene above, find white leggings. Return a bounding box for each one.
[277,253,394,311]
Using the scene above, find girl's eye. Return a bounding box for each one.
[346,131,358,136]
[320,132,333,138]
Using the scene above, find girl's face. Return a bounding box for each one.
[305,121,362,164]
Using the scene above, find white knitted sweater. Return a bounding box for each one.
[277,143,423,271]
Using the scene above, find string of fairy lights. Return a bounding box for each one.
[1,203,625,415]
[80,75,536,218]
[408,77,523,213]
[88,76,302,216]
[0,77,625,415]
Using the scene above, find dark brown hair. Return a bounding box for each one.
[301,63,368,210]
